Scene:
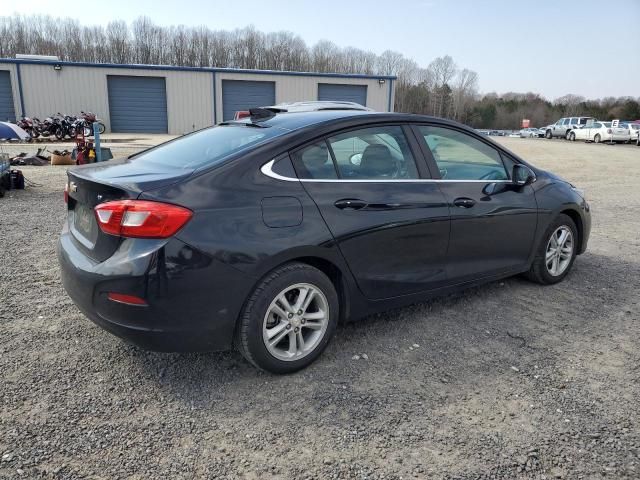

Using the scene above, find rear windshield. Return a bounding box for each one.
[131,125,287,169]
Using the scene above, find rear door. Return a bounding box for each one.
[415,124,538,283]
[291,124,450,299]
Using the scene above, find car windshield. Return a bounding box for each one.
[131,124,288,169]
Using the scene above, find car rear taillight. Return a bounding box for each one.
[234,110,251,120]
[94,200,192,238]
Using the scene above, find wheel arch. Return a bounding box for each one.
[247,248,357,324]
[560,208,584,254]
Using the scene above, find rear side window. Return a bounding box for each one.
[419,125,508,181]
[326,126,419,180]
[131,125,287,170]
[292,141,338,179]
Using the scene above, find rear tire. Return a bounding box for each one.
[594,134,601,143]
[235,262,339,374]
[569,132,576,141]
[525,214,578,285]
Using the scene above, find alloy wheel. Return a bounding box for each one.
[262,283,329,361]
[545,226,574,276]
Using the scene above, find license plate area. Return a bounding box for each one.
[71,204,99,247]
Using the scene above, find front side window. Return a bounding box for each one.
[419,126,508,181]
[326,126,419,180]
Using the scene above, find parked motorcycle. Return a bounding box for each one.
[16,117,40,140]
[35,116,63,138]
[79,111,105,137]
[53,113,76,140]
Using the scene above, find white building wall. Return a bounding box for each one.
[19,64,214,134]
[214,72,391,122]
[8,61,394,134]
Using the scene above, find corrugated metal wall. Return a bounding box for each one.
[215,72,390,123]
[7,61,394,134]
[19,64,214,134]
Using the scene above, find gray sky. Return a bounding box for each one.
[12,0,640,99]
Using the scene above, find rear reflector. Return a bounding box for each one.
[94,200,192,238]
[108,292,148,306]
[234,110,251,120]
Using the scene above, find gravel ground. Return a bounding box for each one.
[1,138,638,479]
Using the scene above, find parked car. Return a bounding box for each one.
[620,122,640,143]
[545,117,593,139]
[519,127,538,138]
[568,121,631,143]
[58,108,591,373]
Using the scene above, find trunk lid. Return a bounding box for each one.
[66,158,193,262]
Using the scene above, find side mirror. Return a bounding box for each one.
[513,164,536,186]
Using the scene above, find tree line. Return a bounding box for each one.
[1,14,638,128]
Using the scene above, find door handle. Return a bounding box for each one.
[453,197,476,208]
[334,199,368,210]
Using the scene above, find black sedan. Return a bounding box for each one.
[58,108,591,373]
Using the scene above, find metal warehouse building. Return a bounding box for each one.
[0,58,396,135]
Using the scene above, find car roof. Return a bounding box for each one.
[263,101,372,113]
[223,110,455,131]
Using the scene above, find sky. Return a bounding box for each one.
[9,0,640,99]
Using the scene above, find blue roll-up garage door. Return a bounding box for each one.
[318,83,367,106]
[107,76,168,133]
[222,80,275,121]
[0,71,16,122]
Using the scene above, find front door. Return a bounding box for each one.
[291,125,451,300]
[415,125,538,284]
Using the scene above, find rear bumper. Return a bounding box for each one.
[57,223,256,352]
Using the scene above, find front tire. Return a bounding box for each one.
[594,134,601,143]
[545,130,552,139]
[525,214,578,285]
[236,263,339,373]
[569,132,576,141]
